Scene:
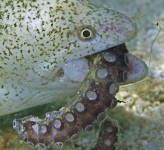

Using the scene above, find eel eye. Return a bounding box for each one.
[82,29,91,38]
[77,25,96,41]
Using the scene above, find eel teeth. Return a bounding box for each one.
[13,44,129,149]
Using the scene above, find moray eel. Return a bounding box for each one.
[0,0,138,116]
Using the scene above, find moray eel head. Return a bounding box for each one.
[58,1,137,62]
[0,0,137,115]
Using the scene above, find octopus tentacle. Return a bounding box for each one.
[92,118,118,150]
[13,44,129,149]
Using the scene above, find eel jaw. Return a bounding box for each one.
[122,53,148,85]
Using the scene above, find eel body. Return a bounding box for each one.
[0,0,137,115]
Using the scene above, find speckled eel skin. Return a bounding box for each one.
[0,0,147,149]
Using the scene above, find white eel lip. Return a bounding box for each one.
[123,53,148,84]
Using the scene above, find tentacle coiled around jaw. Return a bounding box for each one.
[13,44,131,149]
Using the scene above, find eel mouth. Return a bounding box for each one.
[123,53,148,84]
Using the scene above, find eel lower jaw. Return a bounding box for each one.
[122,53,148,85]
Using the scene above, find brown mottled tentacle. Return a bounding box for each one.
[91,118,118,150]
[13,44,128,149]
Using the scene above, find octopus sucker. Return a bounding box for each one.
[13,44,147,149]
[91,119,118,150]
